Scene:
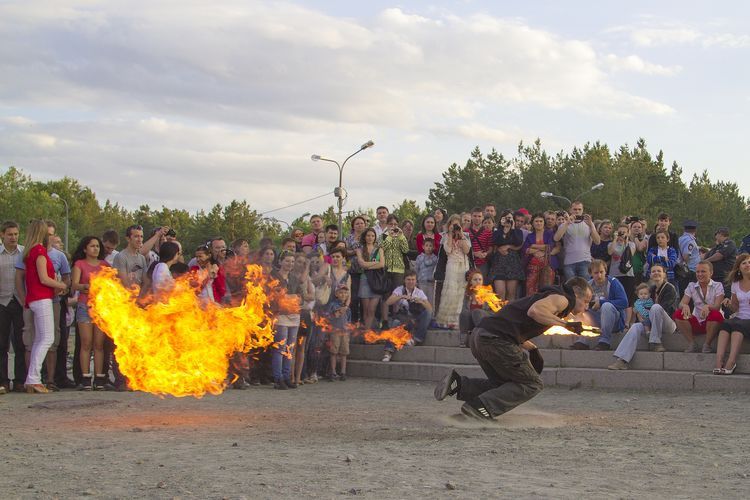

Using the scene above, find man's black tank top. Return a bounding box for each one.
[477,285,577,344]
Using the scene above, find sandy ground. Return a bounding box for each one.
[1,379,748,500]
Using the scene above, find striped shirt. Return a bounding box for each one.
[0,244,23,306]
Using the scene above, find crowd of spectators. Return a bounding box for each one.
[1,201,749,395]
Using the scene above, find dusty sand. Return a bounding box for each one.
[1,379,748,499]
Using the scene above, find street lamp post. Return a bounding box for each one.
[50,193,69,252]
[540,183,604,208]
[311,140,375,234]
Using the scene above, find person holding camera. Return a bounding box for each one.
[553,201,601,281]
[608,223,637,322]
[379,214,409,329]
[491,210,525,300]
[435,215,472,329]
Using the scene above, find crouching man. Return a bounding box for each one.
[434,277,593,420]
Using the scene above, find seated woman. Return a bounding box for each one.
[608,264,678,370]
[673,260,724,353]
[715,253,750,375]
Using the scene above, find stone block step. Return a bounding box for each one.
[420,328,750,353]
[350,344,750,374]
[346,360,750,392]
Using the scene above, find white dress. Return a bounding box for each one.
[436,236,470,327]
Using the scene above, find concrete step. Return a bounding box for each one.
[350,344,750,374]
[420,328,750,353]
[346,360,750,392]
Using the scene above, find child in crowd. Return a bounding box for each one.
[459,269,490,347]
[326,285,351,381]
[415,238,438,308]
[633,283,654,330]
[190,245,219,302]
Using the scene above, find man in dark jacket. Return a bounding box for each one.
[434,277,593,420]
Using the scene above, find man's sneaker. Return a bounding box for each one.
[460,398,493,420]
[381,352,392,362]
[338,374,347,381]
[93,376,108,391]
[593,343,611,351]
[649,343,666,352]
[77,377,92,391]
[702,344,713,354]
[434,369,460,401]
[569,343,590,350]
[607,358,629,370]
[273,380,289,390]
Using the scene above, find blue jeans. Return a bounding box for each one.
[385,309,431,352]
[272,325,299,382]
[579,302,621,346]
[563,260,591,281]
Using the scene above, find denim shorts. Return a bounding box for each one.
[76,302,93,324]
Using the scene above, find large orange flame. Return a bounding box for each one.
[472,285,507,312]
[89,265,278,398]
[363,325,412,350]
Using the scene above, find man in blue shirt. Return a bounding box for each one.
[570,259,628,351]
[678,220,700,293]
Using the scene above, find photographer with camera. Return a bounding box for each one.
[435,215,472,329]
[608,223,637,322]
[491,210,525,300]
[378,214,410,329]
[553,201,601,281]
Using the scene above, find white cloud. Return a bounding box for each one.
[609,21,750,48]
[0,1,683,220]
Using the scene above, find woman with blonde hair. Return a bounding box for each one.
[22,220,68,393]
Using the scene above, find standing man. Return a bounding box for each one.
[704,227,737,297]
[553,201,600,280]
[435,277,593,420]
[678,220,700,293]
[0,221,25,393]
[102,229,120,266]
[373,206,390,239]
[483,203,497,221]
[467,207,492,283]
[301,215,325,254]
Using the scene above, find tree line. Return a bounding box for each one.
[2,138,748,253]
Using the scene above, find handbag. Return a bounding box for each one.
[365,268,390,294]
[618,243,633,274]
[674,261,690,281]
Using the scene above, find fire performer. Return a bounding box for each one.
[434,277,593,420]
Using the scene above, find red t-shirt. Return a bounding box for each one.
[24,244,55,307]
[74,259,111,305]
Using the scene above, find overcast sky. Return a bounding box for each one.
[1,1,748,225]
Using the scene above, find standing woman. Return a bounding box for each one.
[401,219,418,263]
[71,236,111,390]
[491,210,525,300]
[522,213,559,295]
[356,228,384,330]
[435,215,471,329]
[609,223,637,323]
[416,215,442,255]
[345,216,367,325]
[22,220,68,393]
[591,220,613,265]
[147,242,182,295]
[629,220,649,286]
[433,208,447,234]
[715,254,750,374]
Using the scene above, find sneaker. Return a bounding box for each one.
[0,385,6,395]
[55,378,77,389]
[569,343,590,350]
[460,398,493,420]
[338,375,347,381]
[405,339,415,347]
[701,344,713,354]
[93,376,107,391]
[649,343,666,352]
[434,369,460,401]
[593,343,611,351]
[381,352,392,362]
[309,374,318,384]
[607,358,629,370]
[684,344,697,353]
[77,377,92,391]
[45,383,60,392]
[285,380,298,389]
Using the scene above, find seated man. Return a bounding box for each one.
[570,259,628,351]
[381,270,432,362]
[672,260,724,353]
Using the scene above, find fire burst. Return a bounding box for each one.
[473,285,506,312]
[89,265,277,398]
[314,316,413,350]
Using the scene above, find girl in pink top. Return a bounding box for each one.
[71,236,111,390]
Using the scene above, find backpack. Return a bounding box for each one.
[618,244,633,274]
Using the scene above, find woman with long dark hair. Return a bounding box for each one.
[71,236,110,390]
[491,210,525,300]
[147,241,181,294]
[356,228,384,330]
[346,216,367,325]
[416,215,442,255]
[522,213,559,295]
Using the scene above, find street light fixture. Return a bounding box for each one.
[311,140,375,234]
[50,193,69,252]
[540,183,604,208]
